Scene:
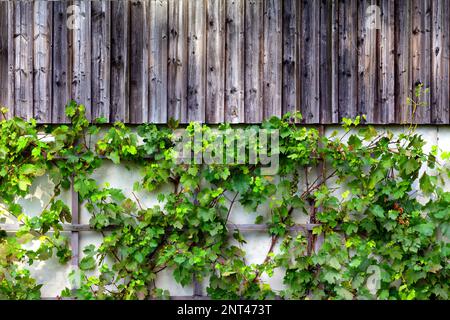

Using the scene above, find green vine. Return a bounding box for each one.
[0,102,448,300]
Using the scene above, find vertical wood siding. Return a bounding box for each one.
[149,0,168,123]
[110,0,129,123]
[187,0,206,122]
[0,1,8,120]
[206,0,225,123]
[129,0,148,123]
[0,0,449,124]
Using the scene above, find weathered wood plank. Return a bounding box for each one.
[411,0,432,124]
[187,0,206,122]
[225,0,244,123]
[244,0,263,123]
[33,1,52,123]
[91,0,111,121]
[206,0,225,124]
[52,1,71,123]
[263,0,282,119]
[149,0,168,123]
[379,0,395,124]
[358,0,378,123]
[396,0,412,123]
[14,0,33,120]
[300,0,320,123]
[6,2,14,119]
[168,0,188,123]
[319,0,332,123]
[0,1,8,118]
[110,0,129,123]
[337,0,358,121]
[2,0,449,125]
[129,0,149,123]
[72,0,92,121]
[282,0,297,116]
[431,0,450,124]
[330,0,339,123]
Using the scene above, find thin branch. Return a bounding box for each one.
[225,192,239,223]
[132,191,145,211]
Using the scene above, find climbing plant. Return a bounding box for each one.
[0,102,448,300]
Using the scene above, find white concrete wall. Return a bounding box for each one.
[2,125,449,298]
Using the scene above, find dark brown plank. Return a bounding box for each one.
[396,0,412,123]
[129,0,148,123]
[52,1,71,123]
[330,0,339,123]
[319,0,332,124]
[300,0,320,123]
[0,1,8,118]
[338,0,358,121]
[358,0,378,123]
[110,0,130,123]
[282,0,298,116]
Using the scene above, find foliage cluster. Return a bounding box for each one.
[0,102,448,300]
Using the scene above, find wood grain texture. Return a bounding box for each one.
[338,0,358,121]
[14,1,33,120]
[187,0,206,122]
[379,0,395,124]
[300,0,320,123]
[225,0,244,123]
[411,0,432,124]
[6,2,14,119]
[2,1,449,125]
[149,0,168,123]
[396,0,412,123]
[72,0,92,121]
[431,0,450,124]
[319,0,332,123]
[206,0,225,123]
[52,1,71,123]
[91,0,111,121]
[0,1,8,118]
[358,0,378,123]
[110,0,129,123]
[330,0,339,123]
[33,1,52,123]
[282,0,297,116]
[244,0,263,123]
[168,0,188,123]
[129,0,148,123]
[263,0,282,119]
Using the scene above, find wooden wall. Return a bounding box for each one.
[0,0,449,124]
